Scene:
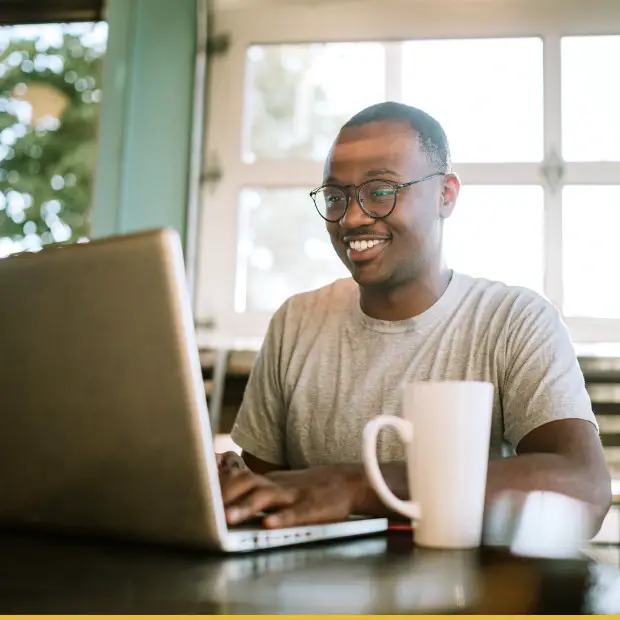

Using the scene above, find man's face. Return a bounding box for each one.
[323,120,457,289]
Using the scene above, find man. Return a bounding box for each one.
[219,102,611,532]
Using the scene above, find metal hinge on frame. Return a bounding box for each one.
[540,148,566,194]
[206,32,231,57]
[202,151,223,187]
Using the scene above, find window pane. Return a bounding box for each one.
[236,187,349,312]
[563,186,620,318]
[401,38,543,163]
[0,22,107,257]
[243,43,385,162]
[562,36,620,161]
[444,185,544,291]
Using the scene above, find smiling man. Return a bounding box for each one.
[219,102,611,532]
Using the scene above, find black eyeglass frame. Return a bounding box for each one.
[310,171,446,223]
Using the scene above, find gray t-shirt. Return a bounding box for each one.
[231,272,597,468]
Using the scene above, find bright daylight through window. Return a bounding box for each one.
[0,21,107,257]
[196,5,620,342]
[236,38,544,315]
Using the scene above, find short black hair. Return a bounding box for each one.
[341,101,451,171]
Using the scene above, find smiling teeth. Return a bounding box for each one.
[349,239,382,252]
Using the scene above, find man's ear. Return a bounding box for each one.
[439,173,460,219]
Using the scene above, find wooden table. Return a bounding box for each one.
[0,529,618,614]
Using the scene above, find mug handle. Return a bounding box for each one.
[362,415,421,522]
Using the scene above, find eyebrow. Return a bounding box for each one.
[364,168,400,178]
[324,168,400,184]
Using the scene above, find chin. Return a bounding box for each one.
[349,265,389,288]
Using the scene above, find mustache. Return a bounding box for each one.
[340,226,379,238]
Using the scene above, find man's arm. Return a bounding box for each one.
[221,419,611,529]
[221,419,610,529]
[227,302,291,469]
[242,451,283,475]
[486,419,611,528]
[349,418,611,529]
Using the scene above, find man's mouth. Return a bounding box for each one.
[348,239,383,252]
[345,237,390,263]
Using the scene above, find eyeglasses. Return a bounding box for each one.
[310,172,446,223]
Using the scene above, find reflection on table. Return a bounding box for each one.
[0,529,618,614]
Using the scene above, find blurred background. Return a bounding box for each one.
[0,0,619,551]
[0,20,105,254]
[3,0,620,342]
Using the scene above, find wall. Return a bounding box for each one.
[92,0,199,244]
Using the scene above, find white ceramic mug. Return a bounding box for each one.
[363,381,494,549]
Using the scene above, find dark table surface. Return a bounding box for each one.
[0,528,619,614]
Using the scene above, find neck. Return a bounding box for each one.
[359,265,452,322]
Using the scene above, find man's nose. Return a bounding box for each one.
[339,194,374,229]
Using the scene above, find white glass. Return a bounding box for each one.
[444,185,544,292]
[562,36,620,162]
[563,185,620,318]
[243,43,385,162]
[401,38,543,162]
[236,187,349,313]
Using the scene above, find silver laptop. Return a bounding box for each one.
[0,228,387,552]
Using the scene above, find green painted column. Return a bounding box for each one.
[92,0,198,243]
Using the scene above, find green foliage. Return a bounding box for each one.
[247,45,348,161]
[0,23,106,256]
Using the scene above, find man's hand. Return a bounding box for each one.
[219,465,364,528]
[216,451,248,473]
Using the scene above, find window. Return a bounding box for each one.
[560,34,620,335]
[444,186,545,294]
[243,43,386,163]
[0,21,107,257]
[562,186,620,319]
[236,187,348,313]
[401,38,543,163]
[196,0,620,343]
[561,36,620,162]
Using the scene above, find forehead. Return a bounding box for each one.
[325,120,423,181]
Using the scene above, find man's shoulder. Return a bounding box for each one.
[456,272,554,315]
[261,277,358,365]
[453,274,564,349]
[278,277,357,316]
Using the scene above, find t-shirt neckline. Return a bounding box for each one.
[353,271,463,334]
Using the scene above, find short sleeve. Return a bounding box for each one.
[502,295,598,450]
[230,303,288,466]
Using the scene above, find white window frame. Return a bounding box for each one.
[194,0,620,345]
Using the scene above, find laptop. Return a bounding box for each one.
[0,228,387,552]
